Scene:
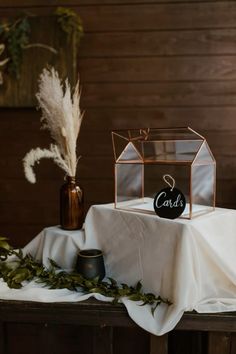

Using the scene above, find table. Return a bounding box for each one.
[0,299,236,354]
[84,204,236,334]
[1,204,236,336]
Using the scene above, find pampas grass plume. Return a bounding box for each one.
[23,68,83,183]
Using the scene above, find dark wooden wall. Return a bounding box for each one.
[0,0,236,247]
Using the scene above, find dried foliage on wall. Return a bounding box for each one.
[0,8,83,107]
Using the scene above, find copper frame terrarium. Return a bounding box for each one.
[112,127,216,219]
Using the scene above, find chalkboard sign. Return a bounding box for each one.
[153,187,186,219]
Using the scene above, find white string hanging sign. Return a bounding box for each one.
[153,174,186,219]
[163,174,175,191]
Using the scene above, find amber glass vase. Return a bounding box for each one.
[60,176,84,230]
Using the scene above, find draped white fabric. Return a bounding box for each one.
[0,204,236,335]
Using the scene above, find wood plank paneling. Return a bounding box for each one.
[5,323,93,354]
[79,130,236,157]
[0,0,226,7]
[113,327,149,354]
[79,56,236,82]
[169,331,204,354]
[230,333,236,354]
[1,3,236,31]
[80,107,236,132]
[93,327,113,354]
[0,179,113,203]
[4,107,236,133]
[0,322,6,354]
[5,323,47,354]
[0,201,59,224]
[80,30,236,57]
[81,82,236,107]
[150,334,168,354]
[208,332,231,354]
[0,224,48,248]
[74,3,236,32]
[3,301,236,354]
[0,0,236,249]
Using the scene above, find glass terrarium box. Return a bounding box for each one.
[112,127,216,219]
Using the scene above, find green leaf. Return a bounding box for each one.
[112,297,119,305]
[91,276,100,284]
[0,236,10,242]
[0,240,11,251]
[118,288,130,296]
[128,294,141,301]
[18,248,23,259]
[151,307,155,317]
[8,280,22,289]
[89,288,104,294]
[135,280,142,293]
[49,258,61,269]
[108,277,117,287]
[151,302,160,316]
[11,268,31,283]
[84,280,93,288]
[121,283,129,290]
[4,261,19,270]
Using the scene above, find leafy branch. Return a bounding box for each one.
[0,17,30,78]
[55,7,83,47]
[0,237,171,315]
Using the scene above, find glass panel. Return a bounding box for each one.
[142,140,202,163]
[194,141,215,165]
[117,142,142,162]
[142,127,203,141]
[191,164,215,217]
[115,163,143,207]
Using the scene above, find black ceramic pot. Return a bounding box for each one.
[76,249,105,280]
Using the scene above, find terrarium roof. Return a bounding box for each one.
[112,127,215,165]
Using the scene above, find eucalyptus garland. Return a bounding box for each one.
[0,237,171,315]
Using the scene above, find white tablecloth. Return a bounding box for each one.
[1,204,236,335]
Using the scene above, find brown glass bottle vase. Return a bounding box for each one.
[60,176,84,230]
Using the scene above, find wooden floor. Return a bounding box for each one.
[0,299,236,354]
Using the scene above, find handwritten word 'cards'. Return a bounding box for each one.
[153,187,186,219]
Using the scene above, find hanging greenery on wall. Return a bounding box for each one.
[55,7,83,47]
[0,17,31,79]
[0,8,83,107]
